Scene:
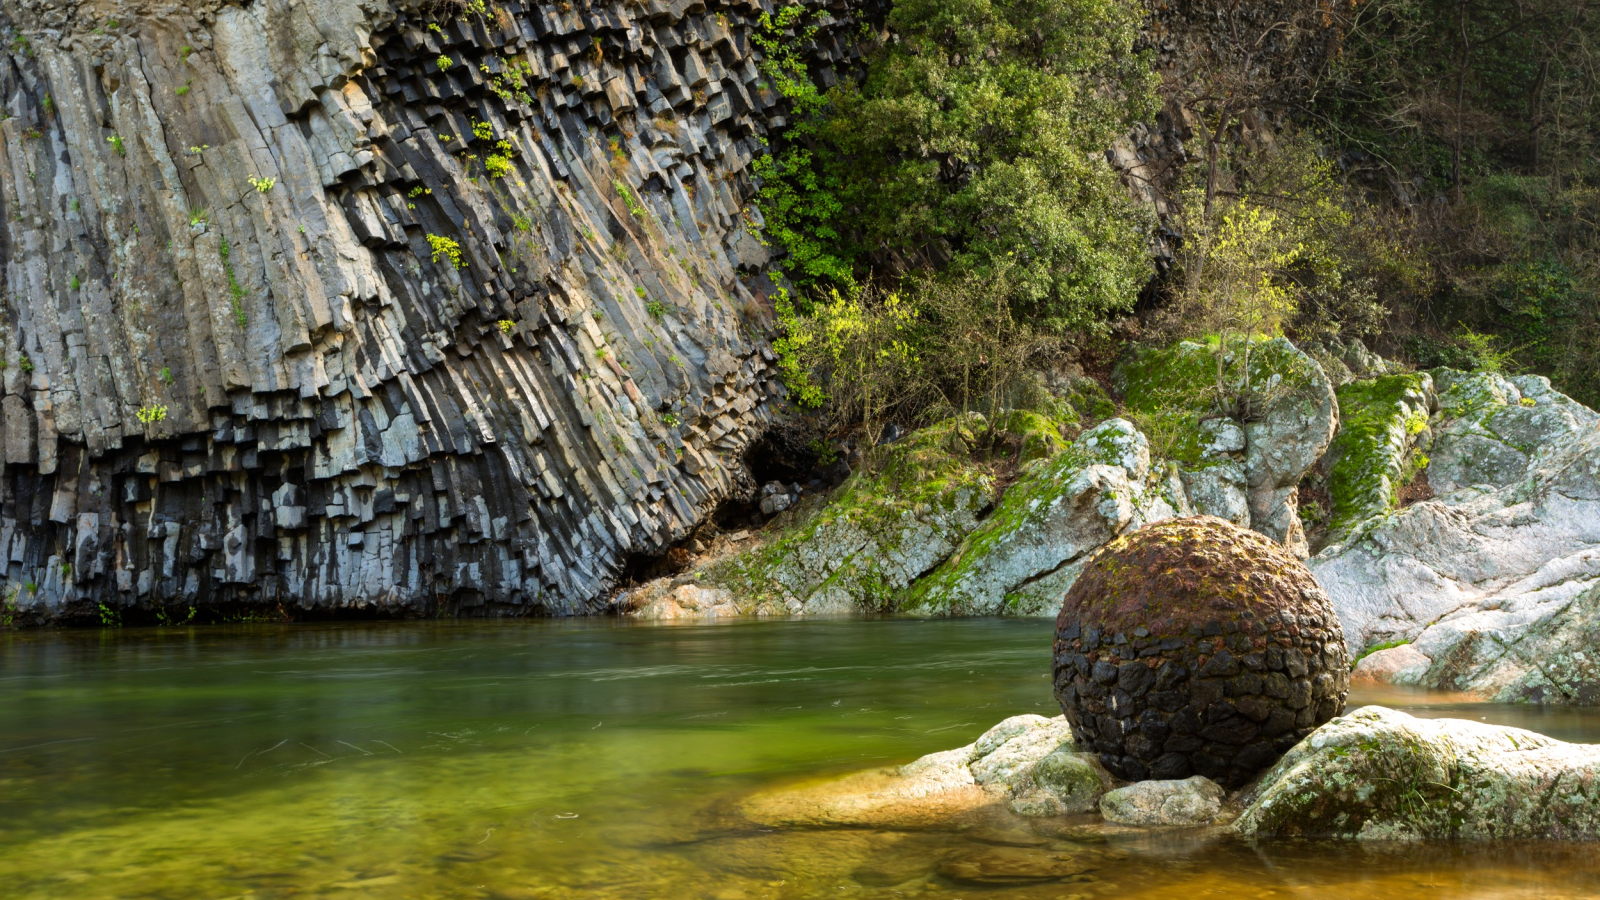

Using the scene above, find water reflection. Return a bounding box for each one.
[1,618,1597,899]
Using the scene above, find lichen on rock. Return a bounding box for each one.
[902,418,1189,617]
[1235,706,1600,840]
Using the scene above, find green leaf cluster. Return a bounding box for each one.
[755,0,1156,328]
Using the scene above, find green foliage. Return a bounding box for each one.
[219,237,249,327]
[497,319,514,334]
[159,366,174,384]
[106,134,125,156]
[471,119,494,141]
[646,300,667,318]
[247,175,275,193]
[437,55,454,71]
[18,354,32,373]
[136,403,168,425]
[97,603,120,628]
[1407,327,1517,374]
[614,181,648,220]
[426,234,465,269]
[484,154,512,178]
[69,275,80,290]
[754,0,1155,327]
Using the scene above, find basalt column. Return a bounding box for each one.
[0,0,875,622]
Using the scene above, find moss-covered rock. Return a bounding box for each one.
[1116,338,1336,557]
[1323,372,1435,543]
[1054,516,1350,788]
[706,414,998,613]
[1427,370,1597,495]
[1235,706,1600,839]
[903,419,1189,616]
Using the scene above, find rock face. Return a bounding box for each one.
[903,418,1190,616]
[1117,338,1338,558]
[0,0,875,622]
[1236,706,1600,840]
[1313,371,1600,702]
[1053,516,1350,788]
[1099,775,1224,826]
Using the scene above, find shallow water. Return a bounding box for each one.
[3,617,1599,899]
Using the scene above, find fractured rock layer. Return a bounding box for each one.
[0,0,874,621]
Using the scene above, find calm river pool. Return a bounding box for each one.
[4,617,1600,899]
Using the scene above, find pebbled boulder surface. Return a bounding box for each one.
[1236,706,1600,840]
[0,0,881,623]
[1054,516,1350,788]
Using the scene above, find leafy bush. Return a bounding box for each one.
[755,0,1156,328]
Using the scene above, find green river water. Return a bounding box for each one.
[4,617,1600,899]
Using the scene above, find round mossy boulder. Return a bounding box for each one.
[1052,516,1350,789]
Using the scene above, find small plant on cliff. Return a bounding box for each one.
[1,588,18,629]
[497,319,514,334]
[484,153,512,178]
[615,181,648,220]
[408,185,432,198]
[219,237,249,327]
[472,120,495,142]
[426,234,465,269]
[437,55,454,71]
[106,134,125,156]
[97,603,120,628]
[18,355,33,373]
[248,175,275,193]
[175,81,191,96]
[159,366,174,384]
[136,403,168,425]
[646,300,667,318]
[69,275,80,290]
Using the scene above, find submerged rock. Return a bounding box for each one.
[739,714,1111,828]
[1235,706,1600,839]
[1313,372,1600,702]
[1053,516,1350,788]
[1100,776,1225,826]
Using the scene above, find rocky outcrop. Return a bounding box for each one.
[1321,372,1435,542]
[1313,371,1600,702]
[0,0,876,622]
[704,413,999,614]
[1117,337,1338,558]
[1235,706,1600,840]
[902,418,1188,616]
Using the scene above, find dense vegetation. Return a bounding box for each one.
[754,0,1600,444]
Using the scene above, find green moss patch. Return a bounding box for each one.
[1326,373,1431,538]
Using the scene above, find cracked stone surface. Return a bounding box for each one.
[1314,373,1600,703]
[1236,705,1600,839]
[0,0,878,622]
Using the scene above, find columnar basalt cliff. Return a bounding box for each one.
[0,0,872,622]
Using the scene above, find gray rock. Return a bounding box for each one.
[0,0,876,623]
[1008,747,1113,816]
[1313,374,1600,702]
[902,419,1188,615]
[1242,338,1340,557]
[1099,776,1225,826]
[1235,706,1600,839]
